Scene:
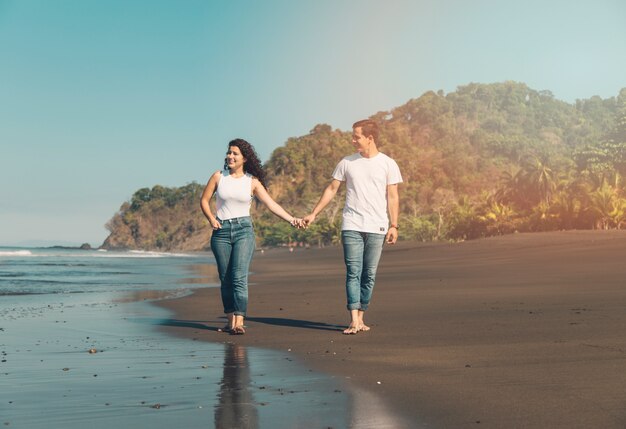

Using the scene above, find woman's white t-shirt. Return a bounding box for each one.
[332,152,402,234]
[215,171,253,220]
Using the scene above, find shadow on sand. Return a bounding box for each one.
[159,317,342,332]
[159,318,221,331]
[245,316,342,332]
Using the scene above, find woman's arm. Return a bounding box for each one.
[252,179,296,224]
[200,171,223,229]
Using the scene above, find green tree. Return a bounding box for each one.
[589,180,626,230]
[401,214,439,242]
[479,201,518,236]
[444,196,485,240]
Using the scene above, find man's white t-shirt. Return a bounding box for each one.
[332,152,403,234]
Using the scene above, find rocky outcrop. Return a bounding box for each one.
[101,183,213,251]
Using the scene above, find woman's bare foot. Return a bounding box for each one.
[218,313,235,333]
[358,323,370,332]
[343,324,359,335]
[228,314,245,334]
[231,325,246,335]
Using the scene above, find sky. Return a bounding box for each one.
[1,0,625,247]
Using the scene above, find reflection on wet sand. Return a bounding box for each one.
[113,289,186,303]
[215,343,259,429]
[179,263,219,285]
[350,387,415,429]
[115,264,218,303]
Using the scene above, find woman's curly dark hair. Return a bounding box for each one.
[226,138,267,189]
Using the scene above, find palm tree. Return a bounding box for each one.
[549,190,581,230]
[521,156,558,205]
[495,167,525,206]
[479,201,517,235]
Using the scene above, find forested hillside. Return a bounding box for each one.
[102,82,626,250]
[102,183,209,250]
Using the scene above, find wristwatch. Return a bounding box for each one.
[390,224,399,229]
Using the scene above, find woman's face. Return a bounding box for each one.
[226,145,246,171]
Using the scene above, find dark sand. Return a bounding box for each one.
[158,230,626,428]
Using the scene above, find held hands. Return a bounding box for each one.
[289,214,315,229]
[301,213,315,228]
[290,213,398,244]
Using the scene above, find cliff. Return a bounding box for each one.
[101,183,212,251]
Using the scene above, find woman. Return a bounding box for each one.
[200,138,299,335]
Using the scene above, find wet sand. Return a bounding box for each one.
[1,292,357,429]
[158,230,626,428]
[3,249,370,428]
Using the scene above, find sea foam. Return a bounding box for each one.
[0,250,33,257]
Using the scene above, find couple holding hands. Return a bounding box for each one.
[200,119,402,335]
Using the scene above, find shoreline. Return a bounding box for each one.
[1,290,361,429]
[1,250,365,429]
[156,230,626,428]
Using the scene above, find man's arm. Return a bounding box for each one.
[385,183,399,244]
[302,179,342,226]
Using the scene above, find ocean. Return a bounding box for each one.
[0,247,357,428]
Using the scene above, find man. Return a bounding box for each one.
[303,119,402,334]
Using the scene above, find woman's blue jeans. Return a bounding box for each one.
[210,217,256,316]
[341,230,385,311]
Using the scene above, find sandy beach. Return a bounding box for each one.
[158,230,626,428]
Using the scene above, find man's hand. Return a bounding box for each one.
[385,227,398,244]
[301,213,316,228]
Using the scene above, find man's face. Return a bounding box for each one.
[351,127,371,153]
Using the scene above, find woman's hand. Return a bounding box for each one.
[290,218,304,229]
[210,219,222,230]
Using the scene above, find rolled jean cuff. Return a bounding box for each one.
[233,311,246,316]
[347,303,367,311]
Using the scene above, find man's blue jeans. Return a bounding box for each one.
[341,230,385,311]
[210,217,256,316]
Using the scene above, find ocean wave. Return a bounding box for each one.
[126,250,193,258]
[0,290,86,296]
[75,250,194,258]
[62,249,197,258]
[0,250,33,257]
[0,249,199,259]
